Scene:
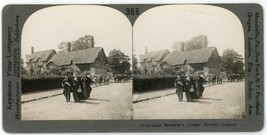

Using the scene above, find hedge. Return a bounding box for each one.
[133,75,177,93]
[22,75,65,93]
[22,75,178,93]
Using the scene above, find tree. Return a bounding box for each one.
[221,49,244,75]
[58,42,69,52]
[172,42,185,52]
[57,35,95,52]
[21,57,27,75]
[185,35,208,51]
[107,49,131,75]
[132,54,141,74]
[71,35,95,51]
[172,35,209,52]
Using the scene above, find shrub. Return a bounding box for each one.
[22,75,65,93]
[155,70,164,75]
[133,75,176,93]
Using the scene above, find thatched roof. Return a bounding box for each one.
[26,49,56,63]
[47,47,105,66]
[161,47,218,66]
[140,49,170,63]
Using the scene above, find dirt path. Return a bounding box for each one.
[133,82,245,119]
[22,83,132,120]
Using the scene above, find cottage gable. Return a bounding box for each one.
[26,49,56,63]
[139,49,170,75]
[140,49,170,63]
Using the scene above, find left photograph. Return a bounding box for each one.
[21,5,133,120]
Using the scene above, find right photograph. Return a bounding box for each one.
[132,5,245,119]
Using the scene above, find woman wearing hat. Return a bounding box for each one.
[81,72,93,98]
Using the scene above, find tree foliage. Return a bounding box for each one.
[107,49,131,75]
[185,35,208,51]
[132,54,141,74]
[57,35,95,52]
[172,35,208,51]
[21,57,27,75]
[71,35,95,51]
[221,49,244,75]
[58,42,69,52]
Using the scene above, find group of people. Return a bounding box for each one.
[113,74,131,83]
[227,73,244,82]
[61,72,93,102]
[174,72,206,102]
[93,75,109,86]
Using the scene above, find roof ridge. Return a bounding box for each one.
[161,47,218,66]
[31,49,55,54]
[55,47,102,54]
[146,49,169,54]
[47,47,104,66]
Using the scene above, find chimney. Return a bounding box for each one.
[31,47,34,54]
[65,42,71,52]
[87,36,95,48]
[145,46,148,54]
[90,36,95,48]
[179,42,185,52]
[199,35,208,48]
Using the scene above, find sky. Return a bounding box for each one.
[22,5,244,63]
[133,5,244,61]
[22,5,132,60]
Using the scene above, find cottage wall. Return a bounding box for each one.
[70,64,80,73]
[90,68,107,76]
[26,50,56,75]
[90,50,107,76]
[204,50,220,75]
[141,61,158,74]
[190,63,205,71]
[76,64,91,71]
[140,50,170,75]
[141,60,167,75]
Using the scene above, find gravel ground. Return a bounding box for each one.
[133,82,245,119]
[22,82,132,120]
[21,82,244,120]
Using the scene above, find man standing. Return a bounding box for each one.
[72,74,81,102]
[61,75,71,102]
[174,73,184,102]
[185,72,194,102]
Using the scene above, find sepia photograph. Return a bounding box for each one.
[1,3,264,133]
[21,5,133,120]
[132,5,245,119]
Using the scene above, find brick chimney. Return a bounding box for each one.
[86,36,95,48]
[89,36,94,48]
[179,42,185,52]
[145,46,148,54]
[65,42,71,52]
[31,47,34,54]
[198,35,208,48]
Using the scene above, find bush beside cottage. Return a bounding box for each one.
[22,75,65,93]
[133,75,176,93]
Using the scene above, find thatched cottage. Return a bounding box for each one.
[160,47,220,75]
[25,48,56,75]
[46,47,107,76]
[139,49,170,74]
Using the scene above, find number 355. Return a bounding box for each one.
[126,8,140,15]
